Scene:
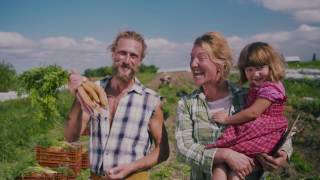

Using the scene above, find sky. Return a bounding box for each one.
[1,0,320,73]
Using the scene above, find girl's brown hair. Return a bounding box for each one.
[238,42,285,84]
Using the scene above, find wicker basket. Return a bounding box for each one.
[35,146,82,175]
[81,151,89,169]
[20,172,65,180]
[20,173,76,180]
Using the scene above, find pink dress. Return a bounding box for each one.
[206,82,288,157]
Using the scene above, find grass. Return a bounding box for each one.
[287,61,320,69]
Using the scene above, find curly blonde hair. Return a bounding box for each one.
[194,32,233,80]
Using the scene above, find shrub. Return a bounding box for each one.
[291,152,312,173]
[18,65,68,122]
[139,64,158,73]
[84,66,112,77]
[0,60,17,92]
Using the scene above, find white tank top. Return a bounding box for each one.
[207,94,232,116]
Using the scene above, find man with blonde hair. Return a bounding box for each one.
[65,31,169,179]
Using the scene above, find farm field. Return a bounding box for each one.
[0,61,320,179]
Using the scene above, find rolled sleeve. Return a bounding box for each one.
[175,99,216,175]
[280,136,293,160]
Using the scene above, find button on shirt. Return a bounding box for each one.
[89,76,161,175]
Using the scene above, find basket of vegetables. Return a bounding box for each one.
[35,141,82,175]
[19,165,64,180]
[81,149,89,169]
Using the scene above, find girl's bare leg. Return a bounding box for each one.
[212,164,228,180]
[228,170,241,180]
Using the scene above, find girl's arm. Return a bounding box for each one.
[214,98,271,125]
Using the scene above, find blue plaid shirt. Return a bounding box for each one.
[89,76,161,175]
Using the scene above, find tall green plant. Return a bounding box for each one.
[0,60,17,92]
[18,65,68,122]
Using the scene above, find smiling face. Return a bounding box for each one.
[190,45,222,86]
[244,65,270,87]
[111,38,142,82]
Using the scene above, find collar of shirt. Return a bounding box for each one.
[100,76,144,96]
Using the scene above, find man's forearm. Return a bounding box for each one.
[130,142,169,173]
[130,121,170,171]
[129,106,170,173]
[64,100,83,142]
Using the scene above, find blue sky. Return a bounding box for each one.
[1,0,320,73]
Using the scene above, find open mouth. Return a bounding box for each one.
[192,69,204,77]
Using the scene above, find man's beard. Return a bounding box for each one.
[112,63,138,83]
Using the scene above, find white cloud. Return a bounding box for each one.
[144,38,191,70]
[82,37,101,45]
[146,38,178,53]
[0,32,110,73]
[0,32,35,48]
[294,9,320,23]
[257,0,320,23]
[261,0,320,11]
[1,26,319,74]
[40,37,77,49]
[227,24,320,62]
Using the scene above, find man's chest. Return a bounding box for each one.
[107,95,122,124]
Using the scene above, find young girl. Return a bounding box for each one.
[206,42,288,180]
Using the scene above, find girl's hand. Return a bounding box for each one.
[212,110,229,124]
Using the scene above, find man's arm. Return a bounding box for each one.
[106,104,169,179]
[64,99,90,142]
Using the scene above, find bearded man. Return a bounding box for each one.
[65,31,169,180]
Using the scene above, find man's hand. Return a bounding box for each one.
[224,149,255,179]
[106,164,134,180]
[68,72,108,114]
[256,150,288,171]
[81,80,108,108]
[68,71,87,93]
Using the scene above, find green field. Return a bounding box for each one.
[287,61,320,69]
[1,62,320,179]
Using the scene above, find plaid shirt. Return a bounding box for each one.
[175,82,293,180]
[89,76,160,175]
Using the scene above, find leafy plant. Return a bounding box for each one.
[84,66,112,77]
[77,169,90,180]
[291,152,312,173]
[21,165,57,176]
[139,64,158,73]
[54,165,75,176]
[151,165,173,179]
[0,60,17,92]
[18,65,68,122]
